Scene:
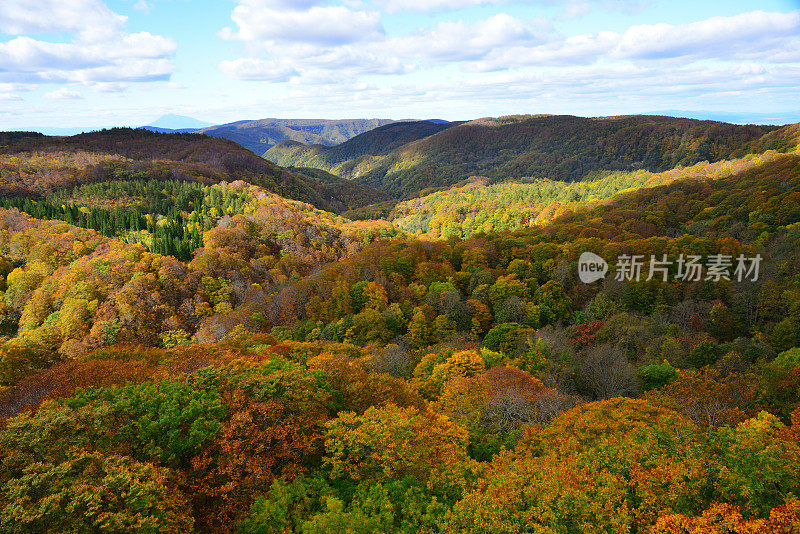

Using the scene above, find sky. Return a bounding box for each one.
[0,0,799,129]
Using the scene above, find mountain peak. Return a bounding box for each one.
[145,114,214,129]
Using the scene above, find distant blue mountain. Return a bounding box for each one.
[144,114,214,130]
[647,110,800,125]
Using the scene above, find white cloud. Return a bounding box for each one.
[217,5,800,100]
[110,32,176,59]
[389,14,549,62]
[235,54,800,120]
[229,0,327,8]
[90,81,130,92]
[453,63,800,102]
[218,58,298,81]
[291,45,414,75]
[0,0,125,39]
[469,31,617,70]
[66,59,175,83]
[0,36,176,83]
[44,87,84,99]
[0,0,177,86]
[563,2,592,19]
[0,35,174,71]
[201,3,800,123]
[373,0,503,13]
[0,82,27,102]
[372,0,645,15]
[466,10,800,71]
[0,37,101,72]
[0,83,26,93]
[221,3,383,46]
[218,11,549,80]
[615,10,800,61]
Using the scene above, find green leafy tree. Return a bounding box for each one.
[1,451,193,534]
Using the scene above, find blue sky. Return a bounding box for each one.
[0,0,798,129]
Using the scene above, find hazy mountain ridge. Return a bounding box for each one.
[196,118,396,155]
[647,109,800,125]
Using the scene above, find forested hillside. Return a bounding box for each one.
[0,183,395,358]
[268,114,778,198]
[197,118,395,155]
[0,128,386,214]
[1,120,800,533]
[388,147,795,238]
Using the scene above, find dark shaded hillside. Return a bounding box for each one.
[197,118,395,155]
[0,131,46,147]
[0,128,383,213]
[368,115,781,197]
[286,166,391,212]
[333,120,457,158]
[269,114,779,198]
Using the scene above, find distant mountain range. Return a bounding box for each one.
[267,114,781,198]
[647,110,800,125]
[6,113,798,204]
[194,118,397,155]
[137,117,399,155]
[12,110,798,139]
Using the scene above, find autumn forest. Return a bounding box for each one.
[0,115,799,533]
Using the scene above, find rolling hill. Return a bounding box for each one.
[388,147,794,238]
[265,120,459,171]
[267,114,779,198]
[0,128,386,214]
[196,118,396,155]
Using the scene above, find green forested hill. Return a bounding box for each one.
[268,114,779,198]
